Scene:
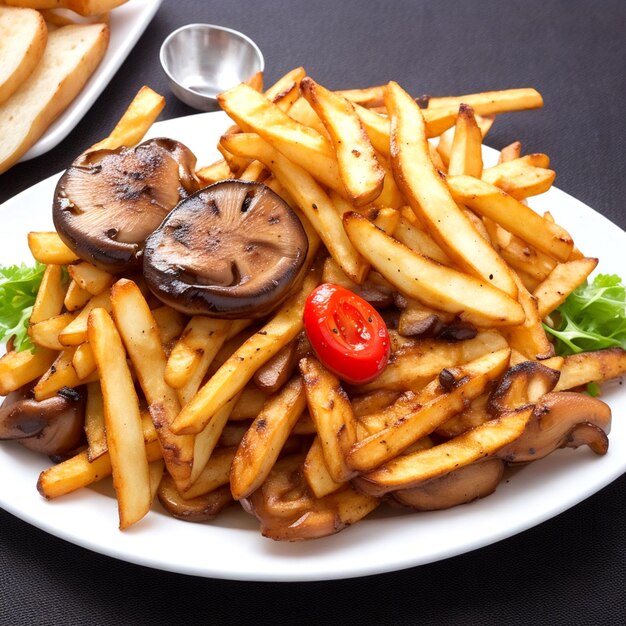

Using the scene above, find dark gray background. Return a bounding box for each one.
[1,1,625,624]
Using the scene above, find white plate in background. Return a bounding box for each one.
[1,111,625,581]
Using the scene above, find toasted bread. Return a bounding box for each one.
[0,5,47,105]
[0,22,109,174]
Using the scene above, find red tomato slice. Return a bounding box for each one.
[303,283,390,385]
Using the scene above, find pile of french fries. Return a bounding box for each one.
[2,70,626,541]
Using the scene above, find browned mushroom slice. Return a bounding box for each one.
[496,391,611,463]
[0,384,86,457]
[240,454,379,541]
[393,458,504,511]
[158,473,233,522]
[53,138,200,273]
[488,360,561,414]
[143,180,309,319]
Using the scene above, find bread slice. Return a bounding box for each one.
[0,5,47,105]
[0,22,109,174]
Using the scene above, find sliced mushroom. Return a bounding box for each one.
[240,454,378,541]
[158,474,233,523]
[393,458,504,511]
[488,360,561,414]
[53,138,201,273]
[496,391,611,463]
[143,180,309,319]
[253,339,298,392]
[0,384,86,458]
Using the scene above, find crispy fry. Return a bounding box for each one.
[356,330,508,393]
[392,216,451,265]
[34,346,99,400]
[183,446,236,499]
[385,81,518,296]
[303,436,344,498]
[357,406,534,496]
[89,85,165,151]
[343,211,525,327]
[151,305,187,353]
[84,381,106,461]
[30,265,66,324]
[265,66,306,110]
[63,279,91,311]
[301,77,384,206]
[482,159,556,199]
[196,159,232,185]
[165,316,230,392]
[447,104,483,177]
[504,273,554,360]
[498,141,522,163]
[58,290,111,346]
[37,440,162,500]
[71,341,96,379]
[28,311,75,350]
[230,376,306,499]
[88,307,151,529]
[172,268,320,435]
[534,257,598,318]
[555,348,626,391]
[0,347,57,395]
[348,348,511,471]
[27,231,79,265]
[67,261,114,295]
[189,393,240,484]
[300,357,358,483]
[447,175,573,261]
[218,83,343,192]
[418,88,543,114]
[110,279,195,490]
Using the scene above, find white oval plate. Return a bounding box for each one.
[1,111,625,582]
[18,0,163,163]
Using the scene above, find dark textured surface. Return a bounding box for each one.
[1,0,625,624]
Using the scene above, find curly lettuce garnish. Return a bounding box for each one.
[544,273,626,356]
[0,262,46,352]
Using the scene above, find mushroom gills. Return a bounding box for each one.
[53,138,200,273]
[143,180,309,319]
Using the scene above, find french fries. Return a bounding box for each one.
[171,267,320,435]
[385,80,519,297]
[301,77,384,206]
[88,307,151,529]
[343,211,525,327]
[2,72,622,544]
[230,376,306,499]
[110,279,195,490]
[88,85,165,151]
[300,357,358,483]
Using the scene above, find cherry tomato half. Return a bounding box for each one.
[303,283,390,385]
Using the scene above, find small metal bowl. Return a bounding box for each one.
[160,23,264,111]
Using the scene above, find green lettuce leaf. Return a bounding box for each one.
[0,262,46,352]
[544,273,626,356]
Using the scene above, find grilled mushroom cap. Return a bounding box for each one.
[143,180,309,319]
[53,138,200,273]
